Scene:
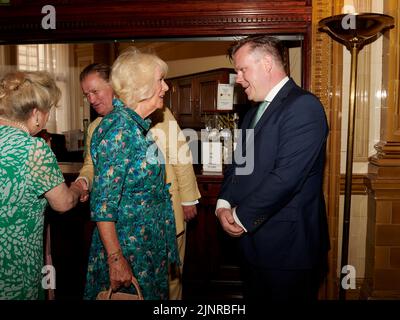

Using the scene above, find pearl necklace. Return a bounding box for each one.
[0,116,30,134]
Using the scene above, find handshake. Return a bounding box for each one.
[69,178,90,203]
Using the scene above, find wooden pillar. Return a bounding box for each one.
[363,0,400,299]
[311,0,344,299]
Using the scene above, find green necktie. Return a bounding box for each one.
[249,100,269,129]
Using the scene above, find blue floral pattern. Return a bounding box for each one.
[83,99,179,300]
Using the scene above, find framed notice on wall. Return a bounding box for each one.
[217,84,234,110]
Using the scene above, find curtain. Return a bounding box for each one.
[16,44,71,134]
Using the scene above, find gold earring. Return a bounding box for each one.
[36,118,39,127]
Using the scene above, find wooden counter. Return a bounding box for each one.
[58,162,83,174]
[58,162,82,184]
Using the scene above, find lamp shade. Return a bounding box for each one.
[319,13,394,50]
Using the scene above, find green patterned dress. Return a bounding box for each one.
[0,125,64,300]
[84,99,179,300]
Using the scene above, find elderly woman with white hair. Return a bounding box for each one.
[0,71,86,300]
[83,47,179,300]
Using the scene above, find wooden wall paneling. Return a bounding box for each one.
[311,0,344,299]
[382,2,400,142]
[0,45,17,67]
[0,1,311,43]
[339,174,368,195]
[92,43,112,66]
[367,0,400,176]
[364,0,400,299]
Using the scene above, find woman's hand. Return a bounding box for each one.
[108,252,134,291]
[97,222,133,291]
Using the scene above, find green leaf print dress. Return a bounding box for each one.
[0,126,64,300]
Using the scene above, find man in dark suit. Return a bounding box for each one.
[216,35,330,301]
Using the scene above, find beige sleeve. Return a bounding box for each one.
[152,108,201,202]
[77,117,102,190]
[173,162,201,202]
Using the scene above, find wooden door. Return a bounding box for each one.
[164,79,179,120]
[176,76,196,129]
[197,71,230,113]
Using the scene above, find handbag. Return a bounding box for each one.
[96,276,144,300]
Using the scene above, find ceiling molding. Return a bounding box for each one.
[0,1,311,43]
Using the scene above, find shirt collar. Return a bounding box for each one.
[264,76,290,103]
[112,98,151,132]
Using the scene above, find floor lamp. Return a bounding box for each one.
[318,13,394,300]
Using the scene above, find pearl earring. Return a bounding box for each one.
[36,118,39,127]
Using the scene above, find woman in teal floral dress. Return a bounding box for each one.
[84,48,179,300]
[0,71,86,300]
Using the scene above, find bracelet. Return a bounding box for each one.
[108,254,122,264]
[107,249,122,258]
[107,249,123,264]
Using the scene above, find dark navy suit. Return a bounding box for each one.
[219,78,330,300]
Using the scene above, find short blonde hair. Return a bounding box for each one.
[111,47,168,107]
[0,71,61,121]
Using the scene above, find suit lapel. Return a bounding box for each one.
[253,78,297,135]
[242,104,257,129]
[239,78,297,149]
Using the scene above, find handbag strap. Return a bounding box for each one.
[106,276,144,300]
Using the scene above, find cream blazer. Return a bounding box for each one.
[78,107,200,236]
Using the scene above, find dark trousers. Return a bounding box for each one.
[242,264,322,302]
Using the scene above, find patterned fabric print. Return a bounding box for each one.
[84,100,179,300]
[0,126,64,300]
